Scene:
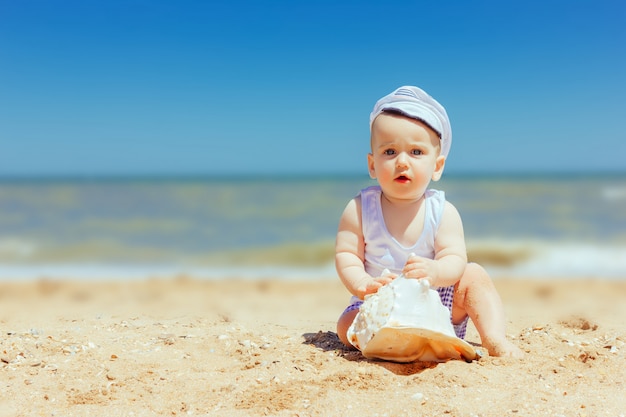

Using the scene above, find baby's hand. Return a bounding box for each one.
[403,254,437,286]
[356,269,396,299]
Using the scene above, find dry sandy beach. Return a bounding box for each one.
[1,276,625,416]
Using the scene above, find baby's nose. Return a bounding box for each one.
[396,152,409,168]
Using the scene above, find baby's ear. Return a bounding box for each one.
[431,155,446,181]
[367,153,377,179]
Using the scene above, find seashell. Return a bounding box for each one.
[347,275,477,363]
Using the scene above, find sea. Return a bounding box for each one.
[1,174,625,281]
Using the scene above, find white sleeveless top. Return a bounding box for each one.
[361,185,446,279]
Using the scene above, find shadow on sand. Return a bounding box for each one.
[302,330,440,376]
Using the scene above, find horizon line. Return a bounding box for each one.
[0,169,625,183]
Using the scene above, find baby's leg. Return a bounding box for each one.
[336,309,359,348]
[452,263,523,358]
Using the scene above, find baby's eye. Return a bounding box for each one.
[383,149,396,156]
[411,149,423,156]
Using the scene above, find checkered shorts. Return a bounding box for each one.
[342,284,469,339]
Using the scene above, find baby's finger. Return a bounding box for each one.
[375,276,394,286]
[403,266,426,279]
[405,252,421,266]
[361,283,380,298]
[380,268,397,280]
[402,262,417,274]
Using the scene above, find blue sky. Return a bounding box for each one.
[1,0,625,177]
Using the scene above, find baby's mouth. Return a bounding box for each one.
[395,175,410,183]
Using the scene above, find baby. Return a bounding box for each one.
[335,86,522,358]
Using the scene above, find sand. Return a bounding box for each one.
[1,276,625,417]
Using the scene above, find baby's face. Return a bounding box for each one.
[368,113,445,202]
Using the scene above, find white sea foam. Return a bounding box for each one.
[602,186,626,201]
[484,242,626,279]
[0,242,624,281]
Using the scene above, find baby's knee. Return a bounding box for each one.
[456,263,495,303]
[336,310,359,348]
[462,262,495,288]
[465,262,489,280]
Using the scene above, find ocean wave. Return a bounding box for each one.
[484,242,626,279]
[602,185,626,201]
[1,239,624,281]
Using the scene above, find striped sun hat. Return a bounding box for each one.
[370,86,452,158]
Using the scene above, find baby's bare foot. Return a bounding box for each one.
[484,337,524,358]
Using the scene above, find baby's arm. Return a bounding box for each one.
[403,201,467,287]
[335,197,394,299]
